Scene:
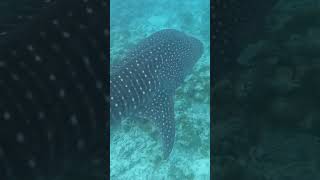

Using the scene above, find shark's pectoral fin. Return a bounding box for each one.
[139,91,175,159]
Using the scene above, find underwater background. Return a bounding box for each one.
[213,0,320,179]
[110,0,210,179]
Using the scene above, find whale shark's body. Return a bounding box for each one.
[110,29,203,158]
[0,0,107,179]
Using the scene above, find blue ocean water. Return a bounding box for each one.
[110,0,210,179]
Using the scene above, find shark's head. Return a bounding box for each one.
[181,32,204,77]
[145,29,203,85]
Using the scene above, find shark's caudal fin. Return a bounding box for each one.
[139,90,175,159]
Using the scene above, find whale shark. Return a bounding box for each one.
[0,0,108,179]
[110,29,203,158]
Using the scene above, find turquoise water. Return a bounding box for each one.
[110,0,210,179]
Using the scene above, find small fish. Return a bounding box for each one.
[110,29,203,158]
[0,0,108,179]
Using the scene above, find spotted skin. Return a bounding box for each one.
[0,0,107,179]
[110,29,203,158]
